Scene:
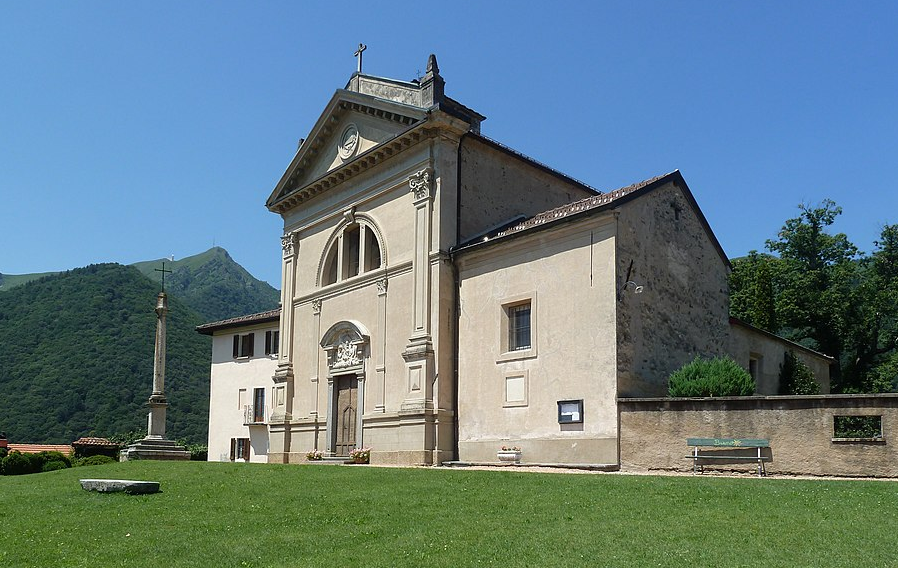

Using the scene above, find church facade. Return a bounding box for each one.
[203,55,832,467]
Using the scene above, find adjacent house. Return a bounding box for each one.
[197,309,280,463]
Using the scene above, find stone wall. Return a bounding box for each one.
[619,395,898,477]
[615,181,731,397]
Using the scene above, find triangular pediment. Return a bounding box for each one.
[266,89,428,211]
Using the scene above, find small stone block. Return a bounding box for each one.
[80,479,160,494]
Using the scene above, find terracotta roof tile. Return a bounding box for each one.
[72,437,118,447]
[495,172,675,238]
[196,308,281,335]
[8,444,74,454]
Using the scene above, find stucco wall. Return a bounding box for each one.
[458,137,595,243]
[728,320,832,394]
[615,182,731,397]
[619,395,898,477]
[277,128,463,465]
[207,324,278,463]
[456,216,619,465]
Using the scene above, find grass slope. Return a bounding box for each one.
[2,462,896,568]
[0,264,210,444]
[132,247,279,321]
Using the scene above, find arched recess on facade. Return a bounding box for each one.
[316,212,388,287]
[319,320,371,375]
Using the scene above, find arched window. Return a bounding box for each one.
[320,220,384,286]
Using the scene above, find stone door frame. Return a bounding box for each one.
[320,320,369,456]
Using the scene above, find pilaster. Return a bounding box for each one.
[272,231,299,424]
[402,167,436,412]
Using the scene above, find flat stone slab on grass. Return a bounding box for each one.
[80,479,160,494]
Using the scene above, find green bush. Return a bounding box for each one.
[42,460,70,472]
[779,350,820,395]
[37,451,72,467]
[74,455,117,467]
[187,444,208,461]
[1,451,41,475]
[668,356,756,397]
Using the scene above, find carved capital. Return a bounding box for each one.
[281,231,299,258]
[311,298,322,315]
[408,168,434,201]
[376,277,388,296]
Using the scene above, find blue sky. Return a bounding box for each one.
[2,2,896,287]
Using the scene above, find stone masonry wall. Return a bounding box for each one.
[619,395,898,477]
[615,181,731,397]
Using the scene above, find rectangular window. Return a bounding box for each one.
[265,330,279,356]
[833,416,883,441]
[508,303,531,351]
[253,387,265,423]
[230,438,250,461]
[233,333,255,358]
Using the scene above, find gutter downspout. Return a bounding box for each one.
[451,132,471,461]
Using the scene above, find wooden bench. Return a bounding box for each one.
[687,438,770,477]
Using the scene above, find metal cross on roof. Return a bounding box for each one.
[155,261,173,292]
[354,43,367,73]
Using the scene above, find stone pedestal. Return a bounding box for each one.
[120,290,190,462]
[120,438,191,461]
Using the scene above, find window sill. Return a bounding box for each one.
[503,400,528,408]
[496,348,536,363]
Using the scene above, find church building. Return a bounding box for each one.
[200,55,832,467]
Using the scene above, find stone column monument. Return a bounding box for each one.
[121,269,191,461]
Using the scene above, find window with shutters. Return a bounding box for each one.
[265,330,279,356]
[232,333,254,359]
[252,387,265,423]
[229,438,250,461]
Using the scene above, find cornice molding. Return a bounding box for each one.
[270,124,440,214]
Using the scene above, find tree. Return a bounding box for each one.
[729,251,779,332]
[764,200,859,388]
[841,224,898,391]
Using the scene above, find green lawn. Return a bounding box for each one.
[2,462,896,567]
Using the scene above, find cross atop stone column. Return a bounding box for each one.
[119,287,190,460]
[354,43,367,73]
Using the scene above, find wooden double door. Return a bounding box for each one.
[334,375,358,457]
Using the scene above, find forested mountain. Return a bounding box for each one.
[132,247,279,321]
[0,264,211,444]
[2,247,279,321]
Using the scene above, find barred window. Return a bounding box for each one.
[507,303,531,351]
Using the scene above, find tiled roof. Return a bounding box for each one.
[8,444,74,455]
[196,308,281,335]
[494,172,676,238]
[72,437,118,447]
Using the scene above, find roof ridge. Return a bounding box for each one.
[196,308,282,333]
[473,134,602,195]
[495,171,677,238]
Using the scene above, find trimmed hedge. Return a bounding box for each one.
[1,450,73,475]
[74,455,117,467]
[669,356,756,397]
